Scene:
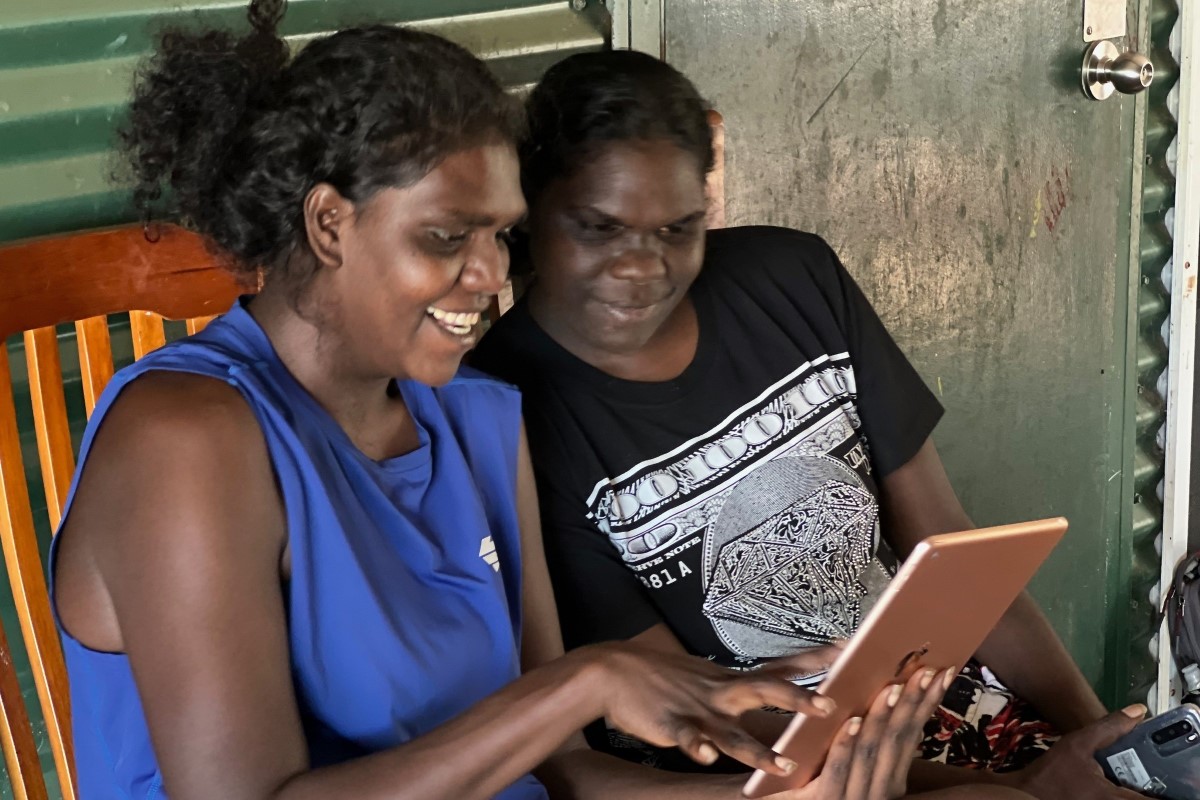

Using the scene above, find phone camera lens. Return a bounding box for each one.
[1152,720,1195,744]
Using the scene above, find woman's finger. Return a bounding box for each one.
[915,666,957,724]
[870,668,939,799]
[700,719,800,776]
[713,676,837,721]
[671,722,723,768]
[844,682,901,799]
[808,715,862,799]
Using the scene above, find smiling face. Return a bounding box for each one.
[312,142,526,387]
[526,139,708,366]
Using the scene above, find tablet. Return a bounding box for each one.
[743,517,1067,798]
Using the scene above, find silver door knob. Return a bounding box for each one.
[1083,40,1154,100]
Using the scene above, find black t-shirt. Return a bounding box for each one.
[473,226,942,675]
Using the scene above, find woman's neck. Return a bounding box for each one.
[246,285,419,460]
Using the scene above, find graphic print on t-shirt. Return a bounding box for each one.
[584,353,894,662]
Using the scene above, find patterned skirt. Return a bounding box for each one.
[919,660,1059,772]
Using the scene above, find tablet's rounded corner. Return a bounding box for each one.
[740,767,772,799]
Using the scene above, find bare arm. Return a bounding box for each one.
[877,437,1107,732]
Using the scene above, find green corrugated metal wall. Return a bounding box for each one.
[0,2,607,795]
[0,0,608,243]
[1125,0,1181,707]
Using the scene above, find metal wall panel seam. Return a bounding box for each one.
[1137,0,1178,713]
[1113,0,1153,711]
[1152,0,1198,713]
[620,0,662,57]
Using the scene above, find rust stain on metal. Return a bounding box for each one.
[1041,165,1071,235]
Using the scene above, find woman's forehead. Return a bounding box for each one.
[553,140,706,216]
[370,144,526,224]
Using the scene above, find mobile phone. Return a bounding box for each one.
[1094,703,1200,799]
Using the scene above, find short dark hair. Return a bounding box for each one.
[119,0,523,280]
[521,49,712,205]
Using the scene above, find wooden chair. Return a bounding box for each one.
[0,224,242,799]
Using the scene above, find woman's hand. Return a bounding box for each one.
[759,665,956,800]
[588,641,843,776]
[1005,706,1149,800]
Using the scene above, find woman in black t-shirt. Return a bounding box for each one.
[473,50,1146,800]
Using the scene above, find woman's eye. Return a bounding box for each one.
[581,222,622,238]
[571,216,623,241]
[496,227,515,245]
[660,222,697,239]
[430,229,469,247]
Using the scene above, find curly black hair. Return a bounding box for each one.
[119,0,522,280]
[521,50,712,206]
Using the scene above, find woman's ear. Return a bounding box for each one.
[303,183,355,270]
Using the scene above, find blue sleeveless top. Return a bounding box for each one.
[50,301,548,799]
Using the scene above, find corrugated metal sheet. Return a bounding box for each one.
[1128,0,1179,708]
[0,0,607,244]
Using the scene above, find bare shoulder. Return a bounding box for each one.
[73,369,275,520]
[56,369,284,651]
[100,370,261,448]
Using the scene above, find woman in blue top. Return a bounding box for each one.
[50,2,959,799]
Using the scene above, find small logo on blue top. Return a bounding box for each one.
[479,536,500,573]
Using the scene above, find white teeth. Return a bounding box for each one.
[426,306,480,336]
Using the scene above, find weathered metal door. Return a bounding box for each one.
[660,0,1169,707]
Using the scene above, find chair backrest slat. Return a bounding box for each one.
[185,315,218,336]
[23,329,76,532]
[0,619,50,800]
[75,317,115,418]
[129,312,168,362]
[0,348,76,800]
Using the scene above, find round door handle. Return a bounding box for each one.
[1083,40,1154,100]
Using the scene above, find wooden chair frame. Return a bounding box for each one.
[0,224,243,799]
